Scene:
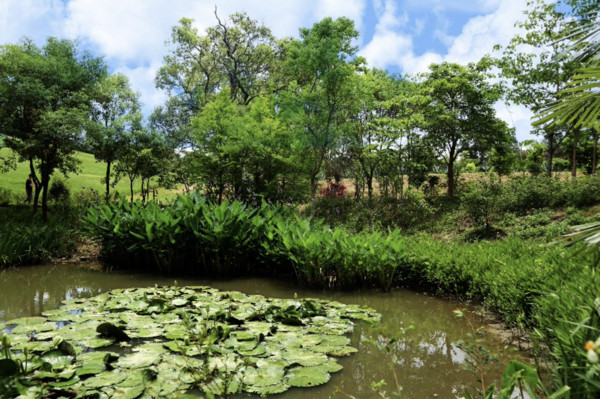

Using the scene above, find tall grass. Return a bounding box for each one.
[0,206,79,267]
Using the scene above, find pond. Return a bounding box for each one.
[0,263,516,398]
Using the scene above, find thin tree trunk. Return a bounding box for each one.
[571,127,579,178]
[41,168,49,222]
[29,159,40,214]
[447,159,455,197]
[593,130,598,175]
[130,178,134,204]
[105,161,111,203]
[547,132,554,176]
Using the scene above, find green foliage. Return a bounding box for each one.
[0,188,16,206]
[82,192,290,275]
[307,191,436,233]
[83,194,590,328]
[0,37,107,220]
[461,178,502,232]
[191,92,306,204]
[0,207,79,268]
[420,59,511,196]
[48,177,70,203]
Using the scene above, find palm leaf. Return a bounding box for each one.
[535,66,600,128]
[559,220,600,265]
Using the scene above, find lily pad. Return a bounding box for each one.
[285,365,331,387]
[117,352,161,369]
[2,285,380,398]
[243,363,285,387]
[83,370,128,388]
[75,363,106,377]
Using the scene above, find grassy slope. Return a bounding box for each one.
[0,148,165,200]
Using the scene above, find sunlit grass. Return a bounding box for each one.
[0,148,180,201]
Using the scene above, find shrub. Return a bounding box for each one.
[49,178,70,203]
[461,177,502,231]
[0,207,79,267]
[0,188,15,206]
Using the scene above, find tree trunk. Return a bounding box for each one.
[546,132,554,176]
[447,157,455,197]
[593,130,598,175]
[29,159,40,214]
[571,127,579,178]
[366,177,373,198]
[140,180,146,204]
[41,168,50,222]
[310,173,318,198]
[105,161,111,203]
[130,178,134,204]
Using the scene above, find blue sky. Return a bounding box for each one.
[0,0,535,140]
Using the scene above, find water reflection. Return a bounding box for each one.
[0,264,511,398]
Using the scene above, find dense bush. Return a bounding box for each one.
[48,177,70,203]
[0,207,79,267]
[307,190,437,233]
[493,174,600,214]
[82,192,293,276]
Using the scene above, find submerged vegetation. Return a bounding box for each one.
[0,285,379,398]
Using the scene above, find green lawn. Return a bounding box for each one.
[0,148,177,201]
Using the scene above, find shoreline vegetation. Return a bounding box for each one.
[1,173,600,397]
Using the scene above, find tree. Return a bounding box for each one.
[88,74,141,202]
[156,10,278,111]
[497,0,583,175]
[342,69,399,198]
[420,60,509,196]
[0,38,106,219]
[114,128,169,204]
[191,91,305,203]
[283,17,361,196]
[533,3,600,176]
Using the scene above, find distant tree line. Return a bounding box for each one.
[1,1,599,219]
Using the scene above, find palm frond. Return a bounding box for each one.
[535,66,600,128]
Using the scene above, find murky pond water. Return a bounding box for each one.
[0,263,514,398]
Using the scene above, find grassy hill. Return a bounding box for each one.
[0,148,173,202]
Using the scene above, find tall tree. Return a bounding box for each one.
[88,73,141,202]
[283,17,362,196]
[420,60,509,197]
[497,0,582,175]
[156,9,278,111]
[0,38,106,219]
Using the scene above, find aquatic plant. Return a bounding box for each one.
[0,285,379,398]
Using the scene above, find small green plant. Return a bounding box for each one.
[453,309,502,398]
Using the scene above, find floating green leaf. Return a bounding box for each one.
[285,365,331,387]
[2,285,379,398]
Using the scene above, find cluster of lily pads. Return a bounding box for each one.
[0,286,380,398]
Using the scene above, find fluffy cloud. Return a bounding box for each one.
[445,0,527,64]
[0,0,65,43]
[359,0,535,139]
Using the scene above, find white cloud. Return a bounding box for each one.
[402,0,501,14]
[445,0,527,65]
[115,62,166,115]
[401,51,443,76]
[0,0,65,43]
[314,0,367,32]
